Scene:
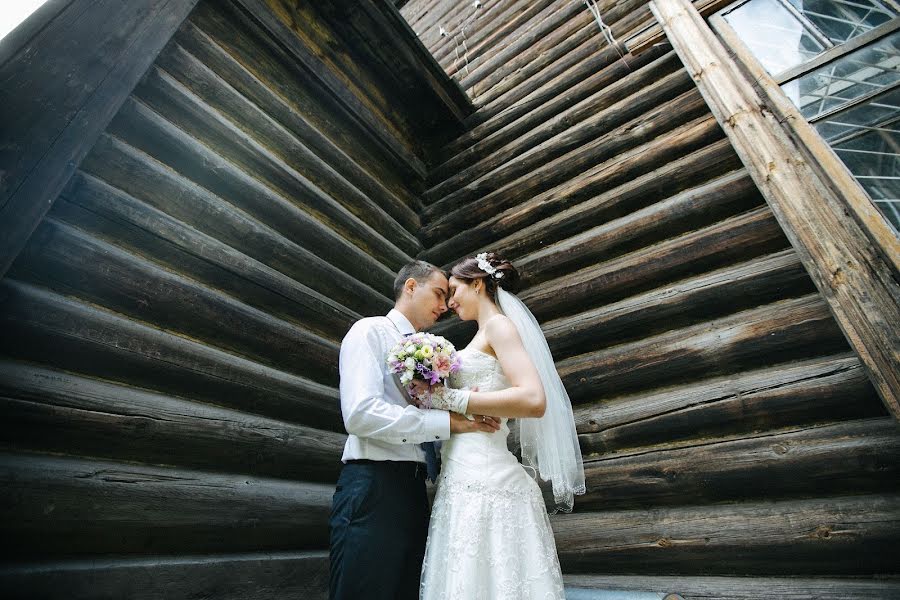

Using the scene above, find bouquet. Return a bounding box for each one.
[387,332,461,405]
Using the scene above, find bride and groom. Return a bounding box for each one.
[329,253,585,600]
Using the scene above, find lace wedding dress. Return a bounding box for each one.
[420,348,565,600]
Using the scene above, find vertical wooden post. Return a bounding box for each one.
[650,0,900,419]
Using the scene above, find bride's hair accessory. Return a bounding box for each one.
[451,252,520,300]
[476,252,504,280]
[496,288,585,514]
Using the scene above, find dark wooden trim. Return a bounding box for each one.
[0,0,73,68]
[0,0,199,279]
[651,0,900,419]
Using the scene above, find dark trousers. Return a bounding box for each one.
[329,460,430,600]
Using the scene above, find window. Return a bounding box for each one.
[717,0,900,233]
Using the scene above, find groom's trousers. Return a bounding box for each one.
[329,460,430,600]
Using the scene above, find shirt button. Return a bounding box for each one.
[402,438,407,442]
[435,436,440,439]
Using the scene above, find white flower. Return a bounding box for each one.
[404,357,416,370]
[476,252,496,275]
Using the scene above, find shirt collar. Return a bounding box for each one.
[387,308,416,335]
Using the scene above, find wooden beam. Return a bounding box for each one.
[625,0,733,55]
[0,0,198,279]
[0,552,330,600]
[650,0,900,419]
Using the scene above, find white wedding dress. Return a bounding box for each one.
[420,347,565,600]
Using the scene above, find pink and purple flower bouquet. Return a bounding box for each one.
[387,332,461,398]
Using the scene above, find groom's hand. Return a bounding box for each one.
[450,412,500,433]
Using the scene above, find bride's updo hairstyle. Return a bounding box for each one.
[450,251,520,301]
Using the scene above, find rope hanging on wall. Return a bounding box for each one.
[583,0,631,70]
[439,0,483,78]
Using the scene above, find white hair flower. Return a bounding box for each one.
[476,252,505,280]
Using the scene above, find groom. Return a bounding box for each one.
[329,260,500,600]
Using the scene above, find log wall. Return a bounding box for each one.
[0,0,466,597]
[403,0,900,597]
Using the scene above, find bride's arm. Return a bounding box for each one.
[438,315,546,419]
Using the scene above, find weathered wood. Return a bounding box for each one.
[423,89,711,249]
[544,249,813,360]
[155,42,421,255]
[98,103,396,299]
[0,452,333,558]
[0,551,330,600]
[50,176,360,340]
[432,47,676,185]
[651,0,900,419]
[562,575,900,600]
[558,293,846,401]
[578,418,900,509]
[131,66,413,270]
[10,217,340,383]
[520,206,788,321]
[0,0,198,279]
[552,493,900,574]
[516,168,762,294]
[0,361,345,482]
[626,0,734,55]
[0,279,342,430]
[575,354,883,454]
[426,55,691,207]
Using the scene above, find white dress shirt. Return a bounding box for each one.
[340,308,451,463]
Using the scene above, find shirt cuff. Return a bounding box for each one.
[423,408,451,442]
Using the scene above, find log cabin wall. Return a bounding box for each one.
[0,0,466,597]
[403,0,900,597]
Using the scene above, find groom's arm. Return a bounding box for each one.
[340,321,450,444]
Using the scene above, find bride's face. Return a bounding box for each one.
[447,276,479,321]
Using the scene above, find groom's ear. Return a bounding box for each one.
[403,277,418,295]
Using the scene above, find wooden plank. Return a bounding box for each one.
[544,249,814,360]
[651,0,900,420]
[578,418,900,509]
[0,279,342,430]
[98,102,396,299]
[10,217,340,383]
[519,206,788,322]
[0,552,330,600]
[558,294,847,401]
[0,452,333,558]
[552,493,900,575]
[0,0,198,279]
[575,354,883,455]
[0,361,345,482]
[563,575,900,600]
[50,174,360,341]
[625,0,733,55]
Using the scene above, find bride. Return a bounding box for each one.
[412,252,585,600]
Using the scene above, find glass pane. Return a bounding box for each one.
[815,87,900,233]
[724,0,827,74]
[789,31,900,119]
[788,0,899,45]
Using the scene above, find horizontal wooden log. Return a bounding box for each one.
[563,575,900,600]
[130,65,413,270]
[0,0,197,278]
[0,279,342,430]
[0,551,330,600]
[186,2,422,210]
[518,168,763,298]
[552,492,900,575]
[11,217,339,384]
[425,54,691,208]
[432,47,675,186]
[172,19,421,233]
[50,176,360,341]
[520,205,788,322]
[578,418,900,509]
[558,294,847,401]
[544,249,814,360]
[423,89,711,249]
[232,0,427,179]
[574,354,883,453]
[0,452,333,558]
[0,361,345,481]
[154,41,421,255]
[426,116,726,267]
[93,111,395,301]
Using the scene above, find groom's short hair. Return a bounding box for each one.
[393,261,445,300]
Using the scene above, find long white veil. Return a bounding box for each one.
[496,288,585,513]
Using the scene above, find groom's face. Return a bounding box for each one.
[410,271,450,329]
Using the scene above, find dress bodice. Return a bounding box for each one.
[449,347,509,394]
